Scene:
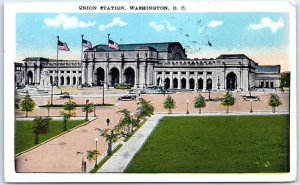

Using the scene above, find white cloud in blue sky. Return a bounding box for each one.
[99,17,127,31]
[44,14,95,29]
[208,20,223,28]
[149,20,176,32]
[249,17,284,33]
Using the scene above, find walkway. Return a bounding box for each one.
[98,111,289,172]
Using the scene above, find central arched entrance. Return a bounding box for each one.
[226,72,237,90]
[27,71,33,85]
[181,78,186,89]
[189,78,195,89]
[109,67,120,86]
[124,67,135,87]
[95,67,105,86]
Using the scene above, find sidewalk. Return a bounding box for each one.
[98,111,289,173]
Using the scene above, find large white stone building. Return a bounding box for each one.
[15,42,281,91]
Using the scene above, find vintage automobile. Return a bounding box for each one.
[59,92,74,99]
[117,95,137,101]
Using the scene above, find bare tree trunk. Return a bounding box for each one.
[226,106,229,113]
[272,106,275,113]
[107,142,112,156]
[85,111,88,121]
[199,108,201,114]
[26,111,28,118]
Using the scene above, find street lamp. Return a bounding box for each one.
[250,99,253,113]
[100,80,105,106]
[186,100,189,114]
[94,138,98,168]
[130,112,134,133]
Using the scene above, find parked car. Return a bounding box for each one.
[118,95,136,101]
[114,83,131,89]
[59,92,74,99]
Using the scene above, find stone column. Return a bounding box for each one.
[87,63,93,85]
[195,72,198,91]
[178,72,181,89]
[170,72,173,89]
[203,72,207,91]
[186,71,190,90]
[162,71,165,87]
[139,64,146,87]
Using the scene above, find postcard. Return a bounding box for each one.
[4,0,296,183]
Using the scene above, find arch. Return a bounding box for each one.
[173,52,183,60]
[79,76,82,85]
[226,72,237,90]
[60,76,64,85]
[124,67,135,87]
[164,78,170,89]
[27,71,33,84]
[181,78,186,89]
[73,76,76,85]
[173,78,178,88]
[156,77,161,86]
[109,67,120,86]
[95,67,105,86]
[50,76,53,85]
[66,76,70,85]
[189,78,195,89]
[206,78,212,90]
[198,78,203,90]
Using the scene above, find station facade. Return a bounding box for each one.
[16,42,281,91]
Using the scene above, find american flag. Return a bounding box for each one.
[58,40,70,51]
[82,39,92,49]
[108,39,119,50]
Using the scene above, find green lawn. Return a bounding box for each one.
[125,115,290,173]
[15,119,86,154]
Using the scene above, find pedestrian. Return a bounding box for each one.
[106,118,110,126]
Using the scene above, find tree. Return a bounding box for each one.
[268,94,282,113]
[137,98,154,120]
[194,94,206,114]
[82,100,95,121]
[221,91,235,113]
[95,127,122,156]
[86,150,100,162]
[163,95,176,114]
[21,94,36,117]
[280,72,290,91]
[117,109,132,135]
[32,116,51,144]
[60,100,76,131]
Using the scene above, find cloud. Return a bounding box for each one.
[249,17,284,33]
[44,14,95,29]
[99,17,127,31]
[208,20,223,28]
[149,20,176,32]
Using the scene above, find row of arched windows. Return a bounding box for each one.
[157,77,212,90]
[50,76,82,86]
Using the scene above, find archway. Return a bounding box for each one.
[164,78,170,89]
[27,71,33,85]
[206,78,212,90]
[50,76,53,85]
[189,78,195,89]
[73,77,76,85]
[60,76,64,85]
[198,78,203,90]
[173,78,178,88]
[226,72,237,90]
[109,67,120,86]
[124,67,135,87]
[66,76,70,85]
[181,78,186,89]
[95,67,105,86]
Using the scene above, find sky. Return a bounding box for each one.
[16,12,290,71]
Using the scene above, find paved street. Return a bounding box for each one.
[15,87,290,172]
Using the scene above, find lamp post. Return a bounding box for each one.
[101,80,105,106]
[250,99,253,113]
[186,100,189,114]
[130,112,134,133]
[94,138,98,168]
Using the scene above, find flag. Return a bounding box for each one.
[58,40,70,51]
[82,39,92,49]
[108,39,119,50]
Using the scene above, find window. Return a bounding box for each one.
[173,72,178,74]
[49,70,53,73]
[67,71,70,73]
[166,72,170,74]
[61,71,65,73]
[79,71,82,74]
[270,82,274,88]
[181,72,186,74]
[198,72,203,75]
[207,72,212,75]
[190,72,194,74]
[158,72,162,74]
[73,71,76,73]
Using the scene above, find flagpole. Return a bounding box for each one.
[80,34,84,88]
[106,34,110,89]
[56,36,59,87]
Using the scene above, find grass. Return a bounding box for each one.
[89,144,123,173]
[39,103,113,108]
[15,119,86,154]
[125,115,290,173]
